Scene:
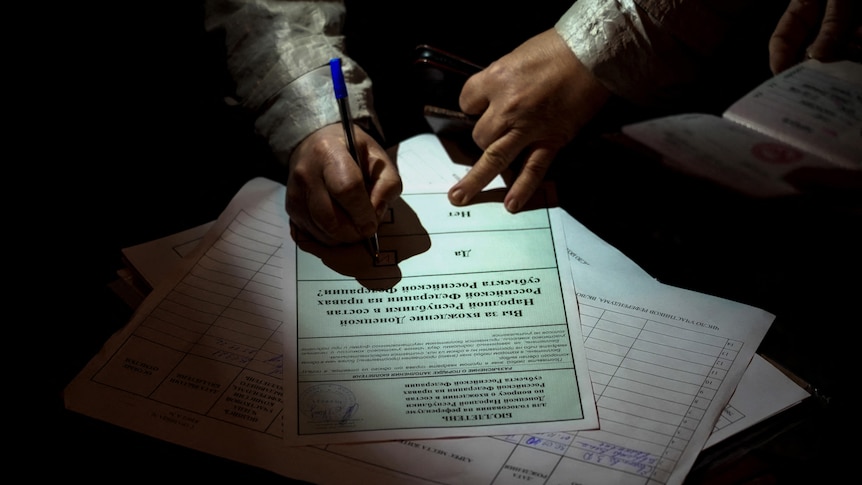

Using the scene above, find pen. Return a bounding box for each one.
[329,57,380,262]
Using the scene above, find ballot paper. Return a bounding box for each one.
[282,182,598,444]
[66,134,778,485]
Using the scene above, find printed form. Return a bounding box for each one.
[284,187,598,444]
[64,134,776,484]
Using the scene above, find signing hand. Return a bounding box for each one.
[449,28,611,212]
[286,123,402,245]
[769,0,862,74]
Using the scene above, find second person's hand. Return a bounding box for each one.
[449,28,611,212]
[286,123,402,246]
[769,0,862,75]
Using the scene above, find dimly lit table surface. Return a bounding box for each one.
[45,4,858,483]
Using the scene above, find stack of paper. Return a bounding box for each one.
[64,134,808,485]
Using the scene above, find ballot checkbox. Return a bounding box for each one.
[375,250,397,266]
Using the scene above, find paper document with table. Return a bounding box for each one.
[622,59,861,198]
[64,134,787,484]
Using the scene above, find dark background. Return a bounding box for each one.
[41,1,859,482]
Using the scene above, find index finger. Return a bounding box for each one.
[448,131,528,206]
[323,153,379,238]
[367,150,403,219]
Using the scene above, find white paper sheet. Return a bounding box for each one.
[66,133,778,485]
[559,213,774,482]
[704,353,809,448]
[281,184,598,444]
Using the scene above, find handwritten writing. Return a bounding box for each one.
[575,440,657,476]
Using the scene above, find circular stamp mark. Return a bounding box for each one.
[751,142,804,164]
[299,384,358,423]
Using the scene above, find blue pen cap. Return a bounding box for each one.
[330,58,348,100]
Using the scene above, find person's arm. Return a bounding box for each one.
[204,0,380,159]
[205,1,401,246]
[556,0,773,106]
[449,0,783,211]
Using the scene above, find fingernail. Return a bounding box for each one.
[375,203,388,221]
[505,198,521,213]
[450,188,465,205]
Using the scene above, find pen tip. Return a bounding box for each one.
[371,235,380,264]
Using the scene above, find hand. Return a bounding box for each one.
[769,0,862,75]
[449,29,610,212]
[286,123,402,245]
